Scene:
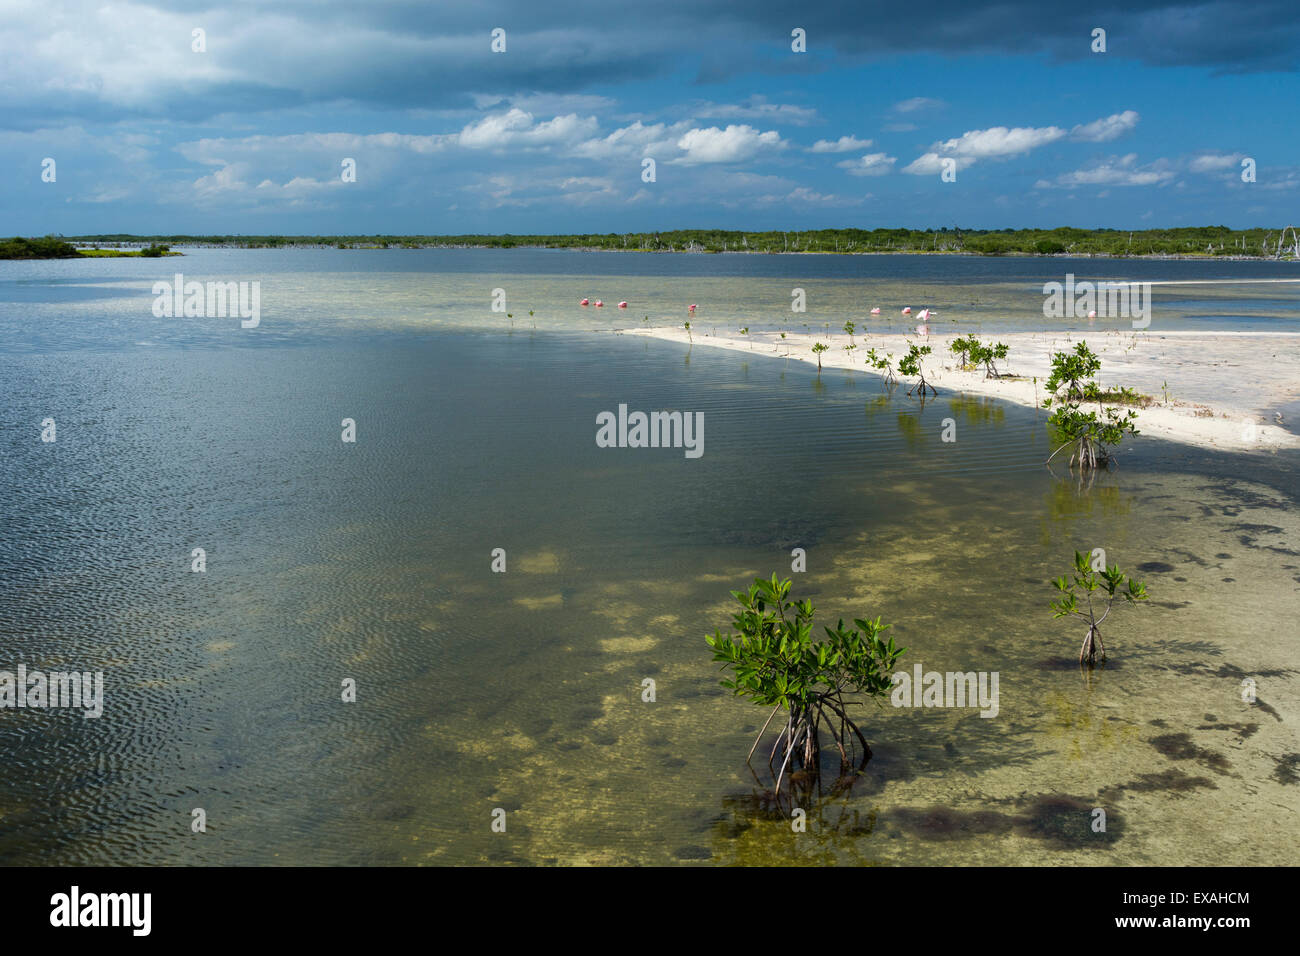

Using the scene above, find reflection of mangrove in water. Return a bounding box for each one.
[947,394,1007,427]
[1037,474,1135,548]
[896,410,924,449]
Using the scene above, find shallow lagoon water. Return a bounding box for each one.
[4,248,1300,352]
[0,251,1297,865]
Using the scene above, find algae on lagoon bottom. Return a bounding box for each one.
[0,329,1296,866]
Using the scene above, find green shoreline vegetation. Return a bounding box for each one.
[5,225,1298,258]
[0,236,178,259]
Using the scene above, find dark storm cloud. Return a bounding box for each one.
[3,1,1295,129]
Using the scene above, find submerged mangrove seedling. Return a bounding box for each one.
[684,320,692,343]
[898,343,936,397]
[1050,551,1148,665]
[740,326,751,348]
[811,341,829,370]
[706,575,906,791]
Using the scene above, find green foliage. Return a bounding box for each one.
[811,340,828,370]
[58,226,1298,258]
[707,575,905,779]
[865,348,896,385]
[950,335,1010,378]
[0,236,83,259]
[896,344,927,376]
[1050,551,1148,665]
[898,344,936,396]
[1044,342,1103,405]
[1041,341,1141,467]
[1046,404,1140,469]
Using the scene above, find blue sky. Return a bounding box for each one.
[3,0,1298,234]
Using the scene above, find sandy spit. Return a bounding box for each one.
[622,326,1300,454]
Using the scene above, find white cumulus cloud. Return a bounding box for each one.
[935,124,1068,159]
[837,152,897,176]
[1070,110,1140,142]
[1189,152,1244,172]
[810,135,873,153]
[673,124,785,165]
[1040,153,1176,187]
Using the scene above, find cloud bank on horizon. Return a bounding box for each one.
[2,0,1297,234]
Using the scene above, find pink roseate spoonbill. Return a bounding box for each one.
[618,301,628,309]
[688,304,697,314]
[1087,310,1097,319]
[902,306,912,315]
[595,300,604,307]
[917,309,931,322]
[580,298,589,306]
[870,307,881,315]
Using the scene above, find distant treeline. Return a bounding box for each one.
[0,236,172,259]
[49,226,1300,258]
[0,236,84,259]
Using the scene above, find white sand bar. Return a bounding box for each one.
[624,327,1300,454]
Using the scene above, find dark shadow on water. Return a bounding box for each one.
[881,793,1123,850]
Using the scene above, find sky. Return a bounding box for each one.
[2,0,1298,234]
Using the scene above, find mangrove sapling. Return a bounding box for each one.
[1043,342,1102,406]
[1050,551,1148,665]
[812,341,829,370]
[684,321,692,343]
[950,335,1009,379]
[843,343,857,363]
[980,341,1009,379]
[949,335,976,371]
[844,320,856,346]
[898,343,937,397]
[866,348,896,387]
[1045,404,1140,469]
[706,575,905,791]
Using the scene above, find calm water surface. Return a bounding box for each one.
[0,251,1297,864]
